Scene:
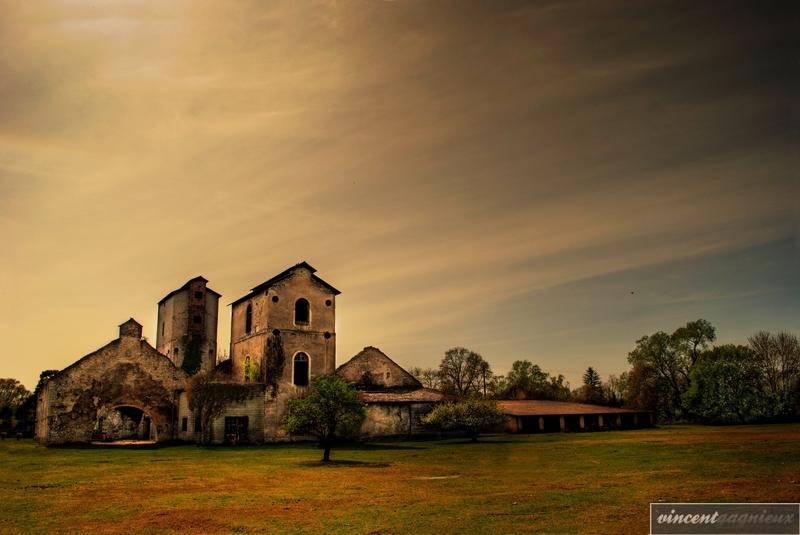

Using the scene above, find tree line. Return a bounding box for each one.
[409,320,800,424]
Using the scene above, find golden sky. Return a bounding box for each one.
[1,1,797,390]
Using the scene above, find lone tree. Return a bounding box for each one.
[187,372,253,444]
[422,398,504,442]
[281,375,366,462]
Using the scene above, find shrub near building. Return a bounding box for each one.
[422,399,504,442]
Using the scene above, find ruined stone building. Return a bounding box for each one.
[36,262,441,445]
[156,276,220,374]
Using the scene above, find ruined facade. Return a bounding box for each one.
[36,319,187,444]
[36,262,436,445]
[229,262,339,439]
[156,276,220,374]
[336,347,444,438]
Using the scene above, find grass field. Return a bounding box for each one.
[1,425,799,534]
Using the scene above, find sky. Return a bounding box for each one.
[1,0,797,391]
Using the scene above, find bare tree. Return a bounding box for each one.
[409,367,441,390]
[748,331,800,410]
[438,347,487,398]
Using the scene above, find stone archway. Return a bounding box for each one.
[95,404,159,442]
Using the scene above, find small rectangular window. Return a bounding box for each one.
[181,417,188,432]
[194,291,203,299]
[193,315,202,324]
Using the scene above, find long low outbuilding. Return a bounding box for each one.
[497,400,654,433]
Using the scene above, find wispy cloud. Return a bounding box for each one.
[0,0,795,388]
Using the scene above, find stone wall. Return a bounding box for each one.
[358,403,438,439]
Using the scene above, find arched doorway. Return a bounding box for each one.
[94,405,158,443]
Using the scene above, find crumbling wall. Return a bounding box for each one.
[358,402,438,438]
[37,334,187,445]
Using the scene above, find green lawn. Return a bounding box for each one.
[1,425,798,534]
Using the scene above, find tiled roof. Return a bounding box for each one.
[497,400,651,416]
[358,388,445,404]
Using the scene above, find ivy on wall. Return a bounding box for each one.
[181,337,204,375]
[263,331,285,398]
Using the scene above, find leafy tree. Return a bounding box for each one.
[672,319,716,366]
[626,319,716,419]
[281,375,366,462]
[628,331,688,416]
[0,378,30,409]
[0,378,30,431]
[683,345,771,424]
[624,361,678,421]
[188,372,253,444]
[545,374,572,401]
[499,360,549,399]
[422,399,504,442]
[438,347,488,398]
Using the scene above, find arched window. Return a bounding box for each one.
[245,303,253,334]
[294,298,310,324]
[293,353,309,386]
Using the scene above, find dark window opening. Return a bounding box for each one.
[325,299,332,307]
[272,329,280,336]
[224,416,248,444]
[174,347,179,355]
[245,304,253,334]
[209,348,214,355]
[193,315,202,324]
[161,322,165,336]
[295,298,310,324]
[194,291,203,299]
[324,332,331,339]
[272,295,279,303]
[181,417,188,432]
[293,353,309,386]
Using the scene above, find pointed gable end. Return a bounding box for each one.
[336,347,422,390]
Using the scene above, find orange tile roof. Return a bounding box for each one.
[497,400,650,416]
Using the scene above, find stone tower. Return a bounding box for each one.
[156,276,220,374]
[229,262,339,438]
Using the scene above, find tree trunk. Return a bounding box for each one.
[322,442,332,462]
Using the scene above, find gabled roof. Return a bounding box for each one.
[230,261,340,306]
[158,276,221,305]
[336,346,422,390]
[47,331,186,384]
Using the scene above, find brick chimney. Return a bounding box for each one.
[119,318,143,338]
